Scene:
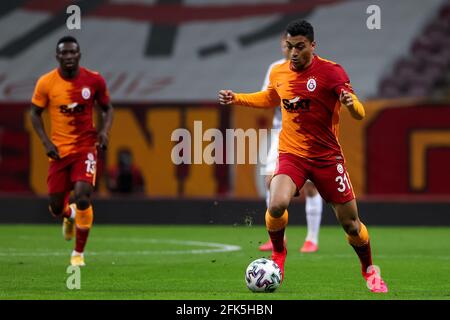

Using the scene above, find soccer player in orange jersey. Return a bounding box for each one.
[30,36,114,267]
[219,20,388,293]
[259,32,323,254]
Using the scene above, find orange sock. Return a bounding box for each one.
[75,205,94,229]
[347,222,373,275]
[346,221,369,246]
[265,210,288,232]
[75,205,93,253]
[266,210,288,253]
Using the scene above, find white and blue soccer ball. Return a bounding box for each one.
[245,258,282,292]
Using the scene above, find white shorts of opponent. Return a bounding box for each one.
[262,129,280,175]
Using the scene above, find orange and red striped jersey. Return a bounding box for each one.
[32,67,110,158]
[234,55,355,161]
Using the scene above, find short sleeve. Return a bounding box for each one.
[95,75,110,106]
[328,64,354,96]
[31,76,49,108]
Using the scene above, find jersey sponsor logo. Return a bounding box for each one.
[306,78,317,92]
[282,96,310,112]
[67,102,78,109]
[82,87,91,100]
[59,103,86,114]
[337,163,344,174]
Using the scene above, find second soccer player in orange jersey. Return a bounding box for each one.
[219,20,388,293]
[30,36,114,267]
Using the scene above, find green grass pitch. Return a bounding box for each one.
[0,224,449,300]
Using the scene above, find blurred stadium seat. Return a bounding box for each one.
[378,0,450,98]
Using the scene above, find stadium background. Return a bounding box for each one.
[0,0,449,226]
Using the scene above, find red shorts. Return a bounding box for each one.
[47,150,97,194]
[274,152,355,204]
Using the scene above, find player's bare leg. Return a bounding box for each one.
[49,192,76,241]
[266,174,298,278]
[300,181,322,253]
[71,181,94,267]
[332,200,388,293]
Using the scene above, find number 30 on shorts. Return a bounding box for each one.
[335,172,351,192]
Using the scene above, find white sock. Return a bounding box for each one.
[72,250,83,257]
[305,193,323,245]
[265,190,270,209]
[69,205,76,220]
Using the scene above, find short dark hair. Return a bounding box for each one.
[56,36,79,52]
[286,20,314,42]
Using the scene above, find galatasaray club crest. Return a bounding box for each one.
[306,77,317,92]
[82,87,91,100]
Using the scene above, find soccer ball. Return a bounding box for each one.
[245,258,282,292]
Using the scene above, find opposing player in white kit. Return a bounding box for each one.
[259,33,323,253]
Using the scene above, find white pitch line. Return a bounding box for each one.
[0,237,241,256]
[298,254,450,261]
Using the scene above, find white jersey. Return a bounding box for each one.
[261,58,286,130]
[261,58,285,174]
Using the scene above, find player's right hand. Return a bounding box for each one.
[218,90,235,105]
[44,142,60,160]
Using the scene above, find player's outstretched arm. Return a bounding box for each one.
[97,102,114,150]
[339,90,365,120]
[218,89,280,108]
[29,104,60,160]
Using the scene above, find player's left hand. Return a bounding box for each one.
[339,89,353,108]
[97,131,109,150]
